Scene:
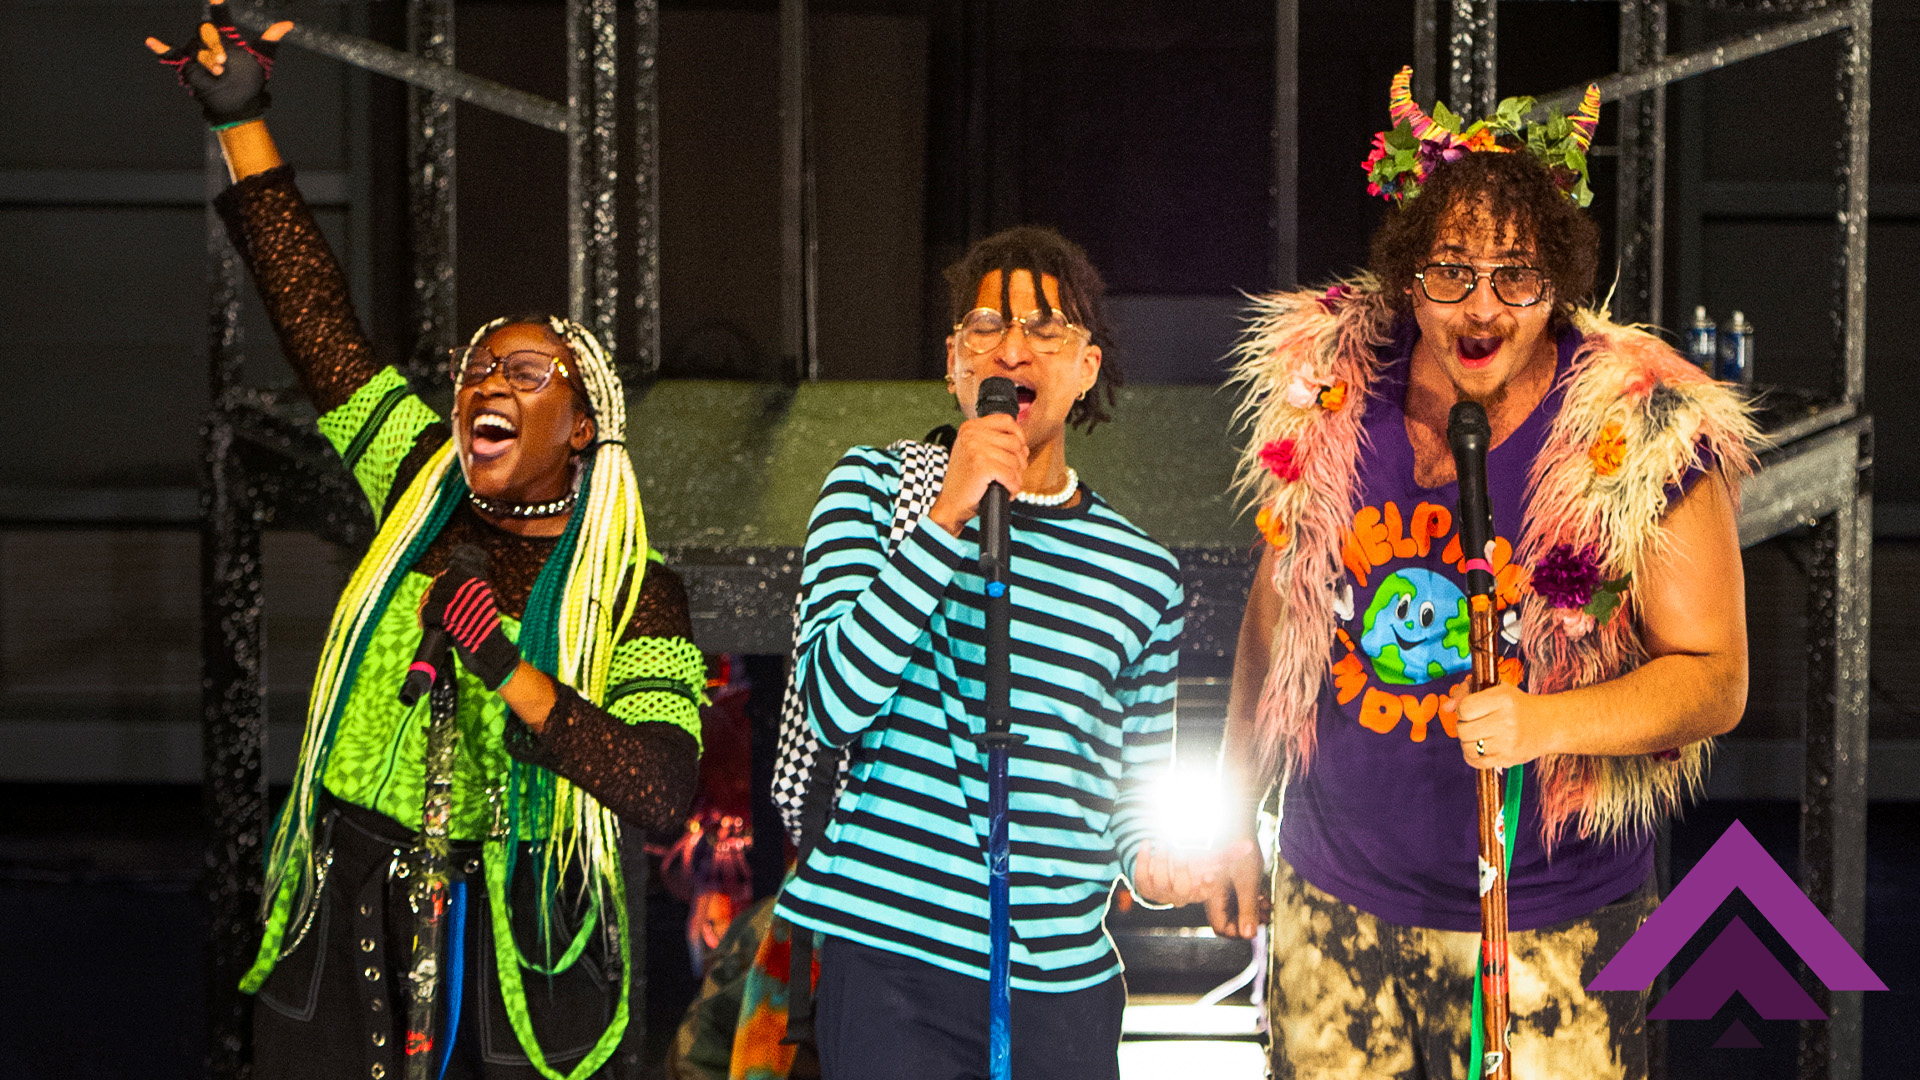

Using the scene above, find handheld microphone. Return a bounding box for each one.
[399,544,492,706]
[975,377,1019,585]
[974,377,1020,741]
[1446,401,1496,598]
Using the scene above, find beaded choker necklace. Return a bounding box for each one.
[468,490,576,519]
[1015,467,1078,507]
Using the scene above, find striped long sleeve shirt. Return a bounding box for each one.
[775,445,1183,991]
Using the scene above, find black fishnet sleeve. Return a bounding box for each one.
[505,685,700,842]
[503,565,703,840]
[213,166,383,413]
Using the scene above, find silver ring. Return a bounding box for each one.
[1475,739,1486,756]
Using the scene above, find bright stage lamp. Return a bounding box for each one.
[1144,763,1233,853]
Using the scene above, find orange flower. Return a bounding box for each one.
[1256,505,1290,550]
[1589,422,1627,476]
[1459,127,1500,152]
[1319,380,1350,411]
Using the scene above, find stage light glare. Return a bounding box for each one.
[1145,764,1232,853]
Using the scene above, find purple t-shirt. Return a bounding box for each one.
[1279,320,1654,932]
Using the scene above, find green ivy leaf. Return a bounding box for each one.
[1432,100,1463,134]
[1385,120,1418,151]
[1582,574,1631,623]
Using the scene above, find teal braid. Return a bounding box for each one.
[502,454,592,950]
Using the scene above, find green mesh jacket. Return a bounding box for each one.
[316,369,705,840]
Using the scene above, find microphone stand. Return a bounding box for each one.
[973,378,1025,1080]
[403,657,459,1079]
[1449,401,1513,1080]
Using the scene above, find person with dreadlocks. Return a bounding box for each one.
[147,6,703,1078]
[771,227,1205,1080]
[1204,69,1758,1077]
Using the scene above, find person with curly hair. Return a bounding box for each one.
[1205,70,1757,1078]
[148,5,702,1077]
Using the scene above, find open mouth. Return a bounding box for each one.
[1015,385,1037,420]
[1455,335,1503,368]
[469,411,519,461]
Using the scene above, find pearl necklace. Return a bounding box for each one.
[469,490,576,519]
[1015,467,1078,507]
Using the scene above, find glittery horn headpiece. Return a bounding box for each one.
[1364,65,1602,207]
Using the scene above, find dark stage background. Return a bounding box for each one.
[2,1,1917,1077]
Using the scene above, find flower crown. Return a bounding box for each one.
[1363,66,1602,207]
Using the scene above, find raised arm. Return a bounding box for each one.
[149,2,382,415]
[792,448,971,747]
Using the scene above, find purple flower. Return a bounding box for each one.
[1532,544,1603,609]
[1413,136,1467,178]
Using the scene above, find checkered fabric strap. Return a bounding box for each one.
[771,440,950,847]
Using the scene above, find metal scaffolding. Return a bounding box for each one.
[198,1,1876,1075]
[203,3,660,1074]
[1416,1,1875,1076]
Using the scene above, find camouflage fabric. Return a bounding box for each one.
[1266,858,1655,1080]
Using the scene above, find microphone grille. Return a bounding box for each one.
[449,543,491,580]
[1446,400,1490,449]
[976,377,1019,419]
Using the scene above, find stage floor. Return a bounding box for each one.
[1,788,1914,1080]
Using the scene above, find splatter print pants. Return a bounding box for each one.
[1265,858,1657,1080]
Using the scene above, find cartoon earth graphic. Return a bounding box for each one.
[1359,568,1471,684]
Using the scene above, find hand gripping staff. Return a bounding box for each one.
[974,377,1027,1080]
[1448,402,1519,1079]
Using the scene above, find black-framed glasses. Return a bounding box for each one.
[1413,263,1548,307]
[449,346,572,392]
[953,308,1088,355]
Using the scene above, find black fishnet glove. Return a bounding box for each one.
[149,2,288,127]
[421,564,522,691]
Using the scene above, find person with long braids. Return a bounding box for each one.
[148,6,703,1078]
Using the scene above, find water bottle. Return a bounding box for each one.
[1718,310,1753,385]
[1688,306,1718,374]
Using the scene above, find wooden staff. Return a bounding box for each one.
[1448,401,1512,1080]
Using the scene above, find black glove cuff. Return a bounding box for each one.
[466,634,521,691]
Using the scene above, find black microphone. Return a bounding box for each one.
[975,377,1019,584]
[975,377,1020,739]
[1446,401,1496,597]
[399,544,491,706]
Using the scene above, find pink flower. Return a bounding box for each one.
[1282,358,1334,409]
[1259,438,1303,482]
[1554,607,1596,641]
[1317,285,1355,313]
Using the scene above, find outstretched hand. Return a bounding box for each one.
[145,0,293,127]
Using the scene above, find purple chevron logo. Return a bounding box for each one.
[1587,820,1886,1048]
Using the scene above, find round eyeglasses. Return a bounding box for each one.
[1414,263,1548,307]
[953,308,1087,355]
[449,346,573,393]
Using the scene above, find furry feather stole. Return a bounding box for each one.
[1228,277,1758,847]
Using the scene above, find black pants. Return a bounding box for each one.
[813,936,1125,1080]
[251,797,628,1080]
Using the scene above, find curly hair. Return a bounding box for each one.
[943,226,1121,431]
[1369,151,1600,323]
